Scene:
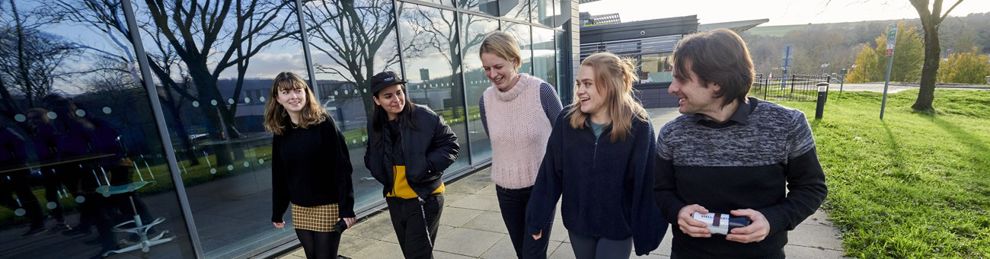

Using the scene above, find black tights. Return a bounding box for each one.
[295,229,341,259]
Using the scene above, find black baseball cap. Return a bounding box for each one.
[370,71,406,95]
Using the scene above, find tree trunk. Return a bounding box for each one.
[0,78,19,118]
[10,0,34,107]
[912,17,940,112]
[188,63,238,167]
[161,87,200,166]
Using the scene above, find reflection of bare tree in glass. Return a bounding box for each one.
[0,1,80,113]
[50,0,298,165]
[403,0,484,117]
[303,0,403,114]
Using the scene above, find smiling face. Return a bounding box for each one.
[276,85,307,113]
[480,52,520,92]
[373,84,406,119]
[669,59,721,115]
[576,65,607,118]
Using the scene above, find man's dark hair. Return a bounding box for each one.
[673,29,755,107]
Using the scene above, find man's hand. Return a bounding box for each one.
[726,209,770,243]
[677,204,711,238]
[273,222,285,229]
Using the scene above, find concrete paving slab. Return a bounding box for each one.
[549,242,575,259]
[439,207,484,228]
[789,222,844,251]
[462,211,509,234]
[448,194,500,212]
[433,227,503,257]
[785,243,849,259]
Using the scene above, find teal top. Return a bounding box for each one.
[590,122,607,139]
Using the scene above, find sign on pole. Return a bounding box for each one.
[880,24,898,119]
[885,25,897,57]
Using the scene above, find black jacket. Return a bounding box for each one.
[365,104,459,199]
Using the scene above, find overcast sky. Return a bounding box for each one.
[581,0,990,26]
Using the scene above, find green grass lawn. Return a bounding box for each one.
[779,89,990,258]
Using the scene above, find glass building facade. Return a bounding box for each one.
[0,0,577,258]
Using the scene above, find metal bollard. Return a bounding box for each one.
[815,82,828,120]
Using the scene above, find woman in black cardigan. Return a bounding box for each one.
[526,52,666,258]
[364,71,459,259]
[264,72,355,259]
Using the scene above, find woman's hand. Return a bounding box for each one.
[532,230,543,240]
[343,217,357,228]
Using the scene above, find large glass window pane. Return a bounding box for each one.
[501,0,531,22]
[463,0,500,16]
[415,0,455,8]
[535,0,555,26]
[503,22,534,75]
[398,3,470,172]
[0,1,196,258]
[130,0,303,257]
[532,27,557,90]
[460,14,498,164]
[304,0,401,210]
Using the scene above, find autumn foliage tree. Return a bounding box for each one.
[937,48,990,84]
[845,23,924,83]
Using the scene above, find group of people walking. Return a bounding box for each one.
[264,28,827,259]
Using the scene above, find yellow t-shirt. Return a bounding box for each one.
[386,165,444,199]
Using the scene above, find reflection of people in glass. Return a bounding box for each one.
[527,52,665,258]
[654,29,826,258]
[265,72,356,259]
[477,31,562,259]
[364,71,459,259]
[0,122,47,236]
[25,108,70,231]
[42,93,157,255]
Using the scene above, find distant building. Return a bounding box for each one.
[579,15,768,107]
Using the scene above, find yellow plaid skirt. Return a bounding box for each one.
[291,203,339,232]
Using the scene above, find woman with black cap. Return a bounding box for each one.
[364,71,459,259]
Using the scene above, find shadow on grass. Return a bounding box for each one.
[880,122,909,179]
[931,117,990,163]
[930,116,990,202]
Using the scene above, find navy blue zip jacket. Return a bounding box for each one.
[526,108,667,256]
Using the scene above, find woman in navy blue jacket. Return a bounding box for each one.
[526,52,666,258]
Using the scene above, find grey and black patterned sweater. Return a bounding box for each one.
[654,97,827,258]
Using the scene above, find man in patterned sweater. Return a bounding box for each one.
[654,29,828,258]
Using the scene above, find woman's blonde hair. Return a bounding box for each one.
[567,52,648,142]
[479,31,522,70]
[263,72,327,135]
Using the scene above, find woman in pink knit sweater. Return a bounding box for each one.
[478,31,563,259]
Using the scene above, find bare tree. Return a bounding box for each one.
[0,4,81,110]
[141,0,297,141]
[303,0,402,114]
[402,0,486,117]
[908,0,964,112]
[50,0,299,165]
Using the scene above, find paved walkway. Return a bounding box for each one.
[278,108,847,259]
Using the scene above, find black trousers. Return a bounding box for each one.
[386,195,443,259]
[496,186,552,259]
[295,229,342,259]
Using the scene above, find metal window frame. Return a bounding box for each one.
[120,0,205,257]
